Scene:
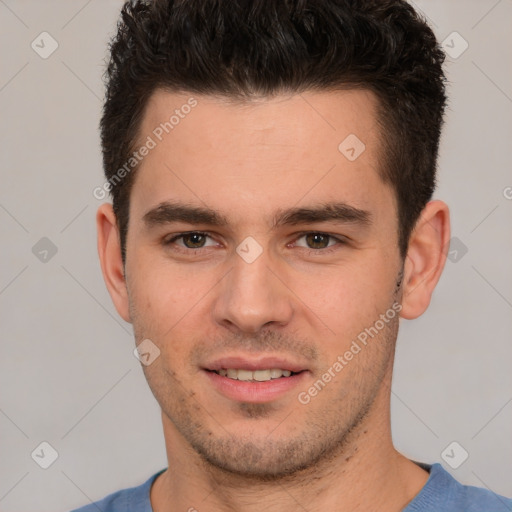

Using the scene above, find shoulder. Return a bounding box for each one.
[406,463,512,512]
[462,485,512,512]
[69,470,165,512]
[460,481,512,512]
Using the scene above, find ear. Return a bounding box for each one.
[96,203,131,323]
[400,200,450,320]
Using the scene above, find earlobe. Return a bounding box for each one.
[96,204,131,323]
[400,200,450,320]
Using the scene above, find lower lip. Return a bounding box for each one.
[204,370,308,403]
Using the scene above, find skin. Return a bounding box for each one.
[97,88,450,511]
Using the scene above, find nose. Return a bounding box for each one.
[212,248,294,334]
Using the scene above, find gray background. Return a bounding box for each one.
[0,0,511,510]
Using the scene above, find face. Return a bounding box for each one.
[122,89,405,477]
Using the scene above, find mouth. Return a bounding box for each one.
[202,356,309,403]
[208,368,301,381]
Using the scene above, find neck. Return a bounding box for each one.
[151,380,428,512]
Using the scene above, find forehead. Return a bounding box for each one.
[141,88,381,154]
[130,88,393,223]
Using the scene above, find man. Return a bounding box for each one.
[74,0,512,511]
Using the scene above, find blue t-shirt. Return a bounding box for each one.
[71,462,512,511]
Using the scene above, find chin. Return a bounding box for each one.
[189,434,334,482]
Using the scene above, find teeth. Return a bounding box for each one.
[237,369,253,381]
[215,368,295,381]
[253,370,271,381]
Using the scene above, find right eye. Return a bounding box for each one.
[164,231,218,250]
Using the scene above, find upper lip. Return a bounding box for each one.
[203,356,308,373]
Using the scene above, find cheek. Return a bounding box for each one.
[128,250,214,319]
[292,259,394,322]
[287,270,398,372]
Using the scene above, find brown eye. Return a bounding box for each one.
[304,233,331,249]
[181,233,207,248]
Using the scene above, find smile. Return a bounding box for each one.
[214,368,295,381]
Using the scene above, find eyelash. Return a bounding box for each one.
[292,232,348,255]
[163,231,348,255]
[163,231,215,254]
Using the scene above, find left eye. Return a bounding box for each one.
[294,233,339,249]
[167,232,216,249]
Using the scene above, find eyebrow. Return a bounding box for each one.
[142,200,371,229]
[143,201,229,227]
[272,202,371,228]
